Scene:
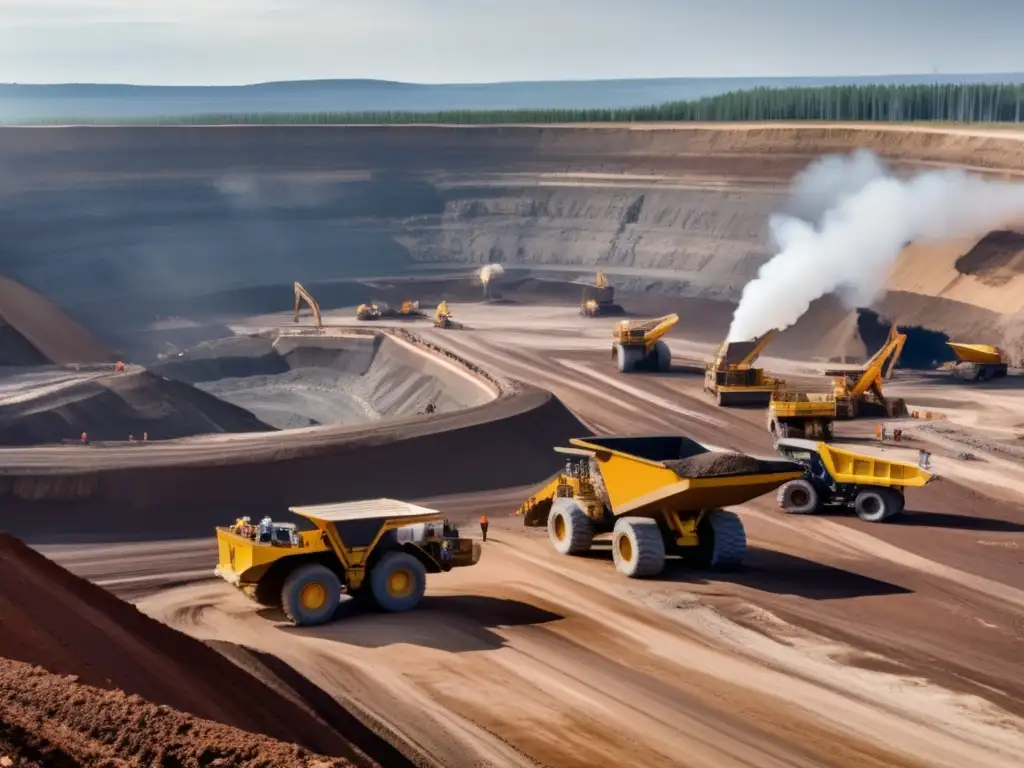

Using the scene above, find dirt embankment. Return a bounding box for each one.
[0,368,273,445]
[0,533,394,766]
[0,276,114,365]
[155,332,494,430]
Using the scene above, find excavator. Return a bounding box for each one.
[704,330,783,406]
[612,314,678,372]
[293,282,323,331]
[580,269,620,317]
[768,326,907,440]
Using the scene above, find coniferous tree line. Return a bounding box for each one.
[15,82,1024,125]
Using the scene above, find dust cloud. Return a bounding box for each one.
[728,152,1024,342]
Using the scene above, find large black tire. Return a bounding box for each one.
[853,488,902,523]
[616,344,643,373]
[281,563,342,626]
[777,479,821,515]
[547,498,594,555]
[611,517,666,578]
[653,340,671,372]
[369,551,427,612]
[692,510,747,569]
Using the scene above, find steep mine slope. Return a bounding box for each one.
[3,124,1024,349]
[0,275,115,365]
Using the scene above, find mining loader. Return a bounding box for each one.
[516,436,802,576]
[945,342,1009,381]
[293,282,323,331]
[215,499,481,626]
[580,270,622,317]
[767,326,907,440]
[704,330,783,406]
[774,438,932,522]
[612,314,678,372]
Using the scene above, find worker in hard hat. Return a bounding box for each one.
[480,514,489,542]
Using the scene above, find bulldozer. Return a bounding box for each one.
[703,330,783,406]
[611,314,678,372]
[774,439,933,522]
[767,326,907,440]
[293,282,323,331]
[516,436,802,576]
[215,499,481,626]
[945,342,1009,381]
[580,270,622,317]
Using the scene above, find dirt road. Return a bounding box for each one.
[22,305,1023,768]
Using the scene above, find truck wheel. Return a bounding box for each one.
[616,344,643,373]
[281,563,342,626]
[547,498,594,555]
[611,517,665,578]
[370,551,427,612]
[693,510,747,569]
[653,340,671,372]
[854,489,901,523]
[777,479,820,515]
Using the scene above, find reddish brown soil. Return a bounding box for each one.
[0,658,348,767]
[0,533,371,764]
[0,276,114,365]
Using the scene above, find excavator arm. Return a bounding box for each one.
[595,269,609,289]
[293,282,323,331]
[847,326,906,398]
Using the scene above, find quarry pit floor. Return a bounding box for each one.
[4,300,1022,767]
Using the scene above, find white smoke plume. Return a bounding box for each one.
[727,153,1024,342]
[479,263,505,285]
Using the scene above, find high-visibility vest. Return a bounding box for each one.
[480,515,489,525]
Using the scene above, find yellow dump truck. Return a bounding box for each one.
[768,326,908,439]
[215,499,481,626]
[773,439,932,522]
[516,436,803,576]
[611,314,678,372]
[704,330,783,406]
[946,342,1009,381]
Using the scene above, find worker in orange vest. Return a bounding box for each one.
[480,514,489,542]
[115,361,125,373]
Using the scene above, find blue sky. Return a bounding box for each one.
[3,0,1024,85]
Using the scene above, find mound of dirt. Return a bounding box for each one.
[665,452,801,478]
[0,533,368,763]
[0,658,349,768]
[0,368,273,445]
[0,276,115,366]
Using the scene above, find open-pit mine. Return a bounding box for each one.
[1,123,1024,768]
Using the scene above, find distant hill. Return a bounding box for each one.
[4,74,1024,122]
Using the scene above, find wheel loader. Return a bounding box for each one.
[434,300,459,329]
[704,330,783,406]
[611,314,678,372]
[215,499,482,626]
[580,270,622,316]
[516,436,803,577]
[773,438,932,522]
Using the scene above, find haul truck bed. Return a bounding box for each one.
[517,435,802,577]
